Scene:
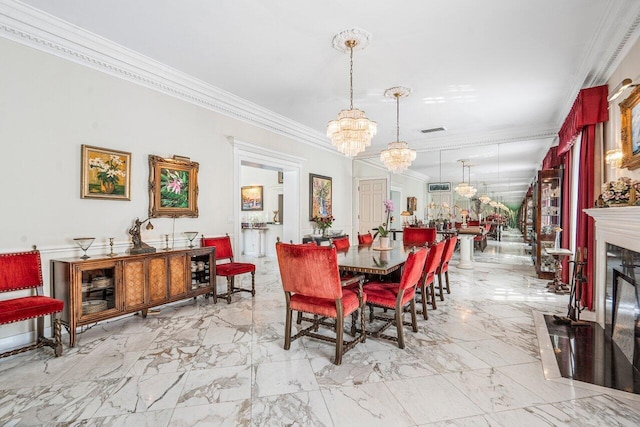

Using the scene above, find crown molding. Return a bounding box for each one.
[553,0,640,127]
[357,158,430,182]
[0,0,333,150]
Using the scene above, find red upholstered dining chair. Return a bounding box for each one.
[331,236,350,251]
[473,223,491,252]
[403,227,437,247]
[437,235,458,298]
[358,232,373,245]
[362,247,428,349]
[275,242,366,365]
[417,240,446,318]
[201,235,255,304]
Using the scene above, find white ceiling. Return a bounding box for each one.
[16,0,640,206]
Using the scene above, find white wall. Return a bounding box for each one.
[0,37,353,346]
[605,35,640,182]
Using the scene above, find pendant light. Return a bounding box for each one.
[380,86,416,173]
[327,29,377,157]
[455,160,476,198]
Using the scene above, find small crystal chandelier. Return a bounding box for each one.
[479,183,491,204]
[327,29,377,157]
[380,86,416,173]
[455,160,477,198]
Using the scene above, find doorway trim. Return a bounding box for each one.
[231,138,305,250]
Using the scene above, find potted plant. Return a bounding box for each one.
[373,199,394,248]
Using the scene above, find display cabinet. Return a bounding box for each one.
[51,247,215,347]
[521,191,534,243]
[531,169,563,279]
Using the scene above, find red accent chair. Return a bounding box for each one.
[363,247,428,348]
[276,242,366,365]
[0,250,63,358]
[417,240,446,318]
[438,236,458,297]
[331,236,350,251]
[358,232,374,245]
[403,227,437,247]
[201,235,256,304]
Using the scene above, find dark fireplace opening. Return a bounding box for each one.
[544,242,640,394]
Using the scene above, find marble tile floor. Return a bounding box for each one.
[2,232,640,426]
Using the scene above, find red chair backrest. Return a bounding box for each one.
[403,227,436,246]
[201,236,234,260]
[423,241,445,282]
[332,236,350,251]
[358,233,373,245]
[276,242,343,299]
[399,247,428,291]
[439,236,457,273]
[0,251,43,292]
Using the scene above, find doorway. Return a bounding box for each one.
[358,178,387,236]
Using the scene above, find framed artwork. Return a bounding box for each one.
[148,155,199,218]
[278,171,284,184]
[620,86,640,170]
[309,173,332,220]
[428,182,452,192]
[81,144,131,200]
[241,186,263,211]
[407,196,417,214]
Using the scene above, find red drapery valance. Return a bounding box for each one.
[542,146,561,170]
[557,85,609,155]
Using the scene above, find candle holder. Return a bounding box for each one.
[184,231,198,248]
[73,237,95,260]
[164,234,170,251]
[107,237,116,257]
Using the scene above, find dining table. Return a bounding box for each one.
[336,240,411,276]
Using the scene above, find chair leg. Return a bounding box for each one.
[251,272,256,296]
[226,277,233,304]
[438,274,445,302]
[335,316,344,365]
[36,315,44,342]
[445,270,451,294]
[284,305,292,350]
[395,306,405,349]
[54,316,62,357]
[369,305,375,323]
[296,311,303,325]
[410,299,418,332]
[420,283,428,320]
[430,281,437,310]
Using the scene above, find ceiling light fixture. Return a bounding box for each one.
[479,182,491,204]
[455,160,476,198]
[327,29,377,157]
[608,78,634,102]
[380,86,416,173]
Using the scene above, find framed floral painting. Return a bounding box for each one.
[621,86,640,170]
[148,155,199,218]
[309,173,332,221]
[241,186,263,211]
[81,145,131,200]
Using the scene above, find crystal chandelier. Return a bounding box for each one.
[380,86,416,173]
[327,29,377,157]
[478,182,491,204]
[455,160,477,198]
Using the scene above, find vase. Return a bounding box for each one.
[101,181,115,194]
[379,236,390,249]
[554,231,561,250]
[321,228,328,237]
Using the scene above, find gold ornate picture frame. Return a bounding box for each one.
[620,86,640,170]
[81,144,131,200]
[309,173,332,220]
[148,155,199,218]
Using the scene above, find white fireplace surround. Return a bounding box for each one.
[584,206,640,326]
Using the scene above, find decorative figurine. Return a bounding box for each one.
[128,217,156,254]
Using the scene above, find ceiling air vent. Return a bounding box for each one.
[420,126,447,134]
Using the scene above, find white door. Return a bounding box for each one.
[359,179,387,235]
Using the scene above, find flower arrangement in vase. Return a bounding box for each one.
[373,199,394,248]
[313,215,334,237]
[600,177,634,207]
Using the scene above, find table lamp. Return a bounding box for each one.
[401,210,411,226]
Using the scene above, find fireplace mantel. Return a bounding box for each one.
[585,206,640,325]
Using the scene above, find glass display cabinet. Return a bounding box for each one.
[532,169,563,279]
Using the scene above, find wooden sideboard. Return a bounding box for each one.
[51,247,215,347]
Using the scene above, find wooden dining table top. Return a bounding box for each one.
[336,241,413,275]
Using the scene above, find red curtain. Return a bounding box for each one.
[542,146,561,170]
[557,85,608,311]
[576,125,596,310]
[560,149,572,283]
[558,85,608,155]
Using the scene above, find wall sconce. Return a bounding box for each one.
[605,149,623,168]
[608,78,635,102]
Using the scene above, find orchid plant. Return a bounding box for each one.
[374,199,394,238]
